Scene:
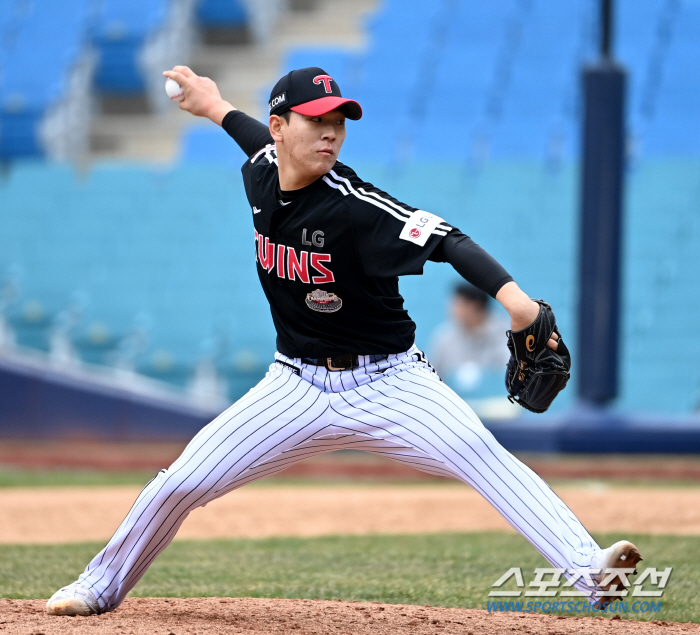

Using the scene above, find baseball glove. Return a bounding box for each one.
[505,299,571,413]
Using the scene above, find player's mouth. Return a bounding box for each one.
[317,147,335,157]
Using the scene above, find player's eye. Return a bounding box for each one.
[310,117,322,123]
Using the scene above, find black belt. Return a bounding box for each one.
[300,353,388,371]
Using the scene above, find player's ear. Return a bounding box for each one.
[269,115,285,142]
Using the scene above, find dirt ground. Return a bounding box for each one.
[2,447,699,633]
[1,483,699,544]
[1,598,698,635]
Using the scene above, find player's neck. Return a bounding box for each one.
[277,166,320,191]
[276,152,326,191]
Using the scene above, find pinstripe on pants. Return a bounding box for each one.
[78,346,601,612]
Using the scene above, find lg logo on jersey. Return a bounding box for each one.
[399,210,445,247]
[255,230,334,284]
[301,228,324,248]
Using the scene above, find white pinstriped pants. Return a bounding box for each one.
[78,346,601,612]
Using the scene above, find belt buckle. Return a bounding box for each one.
[326,357,344,371]
[326,354,354,371]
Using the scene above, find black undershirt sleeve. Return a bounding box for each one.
[221,110,274,157]
[429,230,514,298]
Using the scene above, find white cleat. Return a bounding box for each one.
[590,540,643,608]
[46,583,100,616]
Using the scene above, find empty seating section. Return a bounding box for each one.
[637,2,700,155]
[0,0,93,158]
[92,0,169,92]
[274,0,699,163]
[5,0,696,160]
[0,0,244,158]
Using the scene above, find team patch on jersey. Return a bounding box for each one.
[305,289,342,313]
[399,210,445,247]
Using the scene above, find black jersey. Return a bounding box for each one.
[241,144,454,358]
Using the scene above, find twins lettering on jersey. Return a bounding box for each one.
[255,229,335,284]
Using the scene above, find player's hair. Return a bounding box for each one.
[454,283,489,310]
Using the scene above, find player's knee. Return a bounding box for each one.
[154,465,221,506]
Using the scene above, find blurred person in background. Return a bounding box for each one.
[429,283,509,394]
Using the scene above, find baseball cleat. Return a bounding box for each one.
[590,540,643,608]
[46,583,99,616]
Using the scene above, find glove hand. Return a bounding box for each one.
[498,286,561,351]
[504,299,570,413]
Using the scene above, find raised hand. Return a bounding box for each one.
[163,66,235,125]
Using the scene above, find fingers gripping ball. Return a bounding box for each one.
[165,78,184,101]
[505,299,571,413]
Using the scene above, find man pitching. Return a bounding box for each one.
[46,66,641,616]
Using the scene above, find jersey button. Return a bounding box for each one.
[276,280,283,286]
[275,231,281,238]
[305,343,313,351]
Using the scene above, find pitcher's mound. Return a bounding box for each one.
[2,597,697,634]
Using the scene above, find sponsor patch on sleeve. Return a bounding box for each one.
[398,210,445,247]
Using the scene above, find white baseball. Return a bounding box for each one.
[165,78,184,101]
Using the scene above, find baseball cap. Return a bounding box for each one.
[268,67,363,120]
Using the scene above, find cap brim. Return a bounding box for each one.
[291,96,363,120]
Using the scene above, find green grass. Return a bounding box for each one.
[0,468,157,488]
[3,467,699,490]
[0,533,697,623]
[0,468,460,488]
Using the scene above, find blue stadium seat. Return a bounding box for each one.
[0,0,18,66]
[92,0,169,93]
[281,49,363,95]
[334,0,700,164]
[0,0,92,158]
[196,0,248,27]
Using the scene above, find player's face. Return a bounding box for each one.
[281,110,346,176]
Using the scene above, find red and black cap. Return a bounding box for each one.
[268,67,362,120]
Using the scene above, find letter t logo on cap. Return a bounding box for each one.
[313,75,333,93]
